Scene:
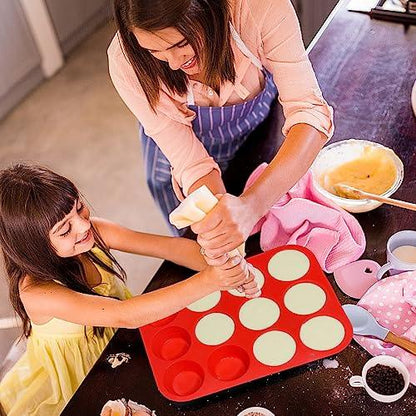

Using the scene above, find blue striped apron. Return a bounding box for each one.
[140,24,278,235]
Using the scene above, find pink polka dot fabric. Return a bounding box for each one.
[355,271,416,385]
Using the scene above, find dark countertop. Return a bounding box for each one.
[62,1,416,415]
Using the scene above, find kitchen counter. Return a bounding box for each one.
[62,1,416,414]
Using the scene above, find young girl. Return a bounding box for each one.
[0,164,257,416]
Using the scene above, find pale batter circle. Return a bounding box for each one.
[284,283,326,315]
[239,298,280,330]
[268,249,310,281]
[253,331,296,366]
[300,316,345,351]
[187,291,221,312]
[195,313,235,346]
[228,267,265,297]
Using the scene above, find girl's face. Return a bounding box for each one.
[49,200,95,258]
[133,27,200,76]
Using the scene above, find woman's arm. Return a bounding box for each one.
[188,169,226,196]
[192,125,327,256]
[191,0,333,255]
[241,124,328,218]
[92,218,206,271]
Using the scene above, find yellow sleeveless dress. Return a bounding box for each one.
[0,248,132,416]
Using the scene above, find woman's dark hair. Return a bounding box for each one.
[0,164,127,338]
[113,0,236,111]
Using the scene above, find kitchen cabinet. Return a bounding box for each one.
[0,0,111,119]
[45,0,111,55]
[0,0,43,120]
[0,0,338,120]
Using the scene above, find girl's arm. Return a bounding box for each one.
[20,256,247,329]
[92,218,206,271]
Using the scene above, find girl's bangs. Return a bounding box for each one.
[32,179,80,231]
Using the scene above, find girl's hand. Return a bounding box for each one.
[201,249,249,295]
[192,194,260,258]
[202,256,249,291]
[241,264,262,298]
[201,250,261,298]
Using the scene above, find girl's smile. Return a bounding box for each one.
[75,228,92,245]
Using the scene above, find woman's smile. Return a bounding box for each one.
[181,56,197,70]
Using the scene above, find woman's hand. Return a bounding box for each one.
[192,194,260,258]
[202,255,250,291]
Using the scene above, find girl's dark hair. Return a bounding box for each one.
[113,0,235,111]
[0,164,127,338]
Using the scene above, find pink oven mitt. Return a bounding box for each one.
[244,163,366,273]
[355,271,416,385]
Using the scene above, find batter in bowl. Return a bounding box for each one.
[321,146,397,196]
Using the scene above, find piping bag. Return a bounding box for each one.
[169,186,256,296]
[169,185,245,257]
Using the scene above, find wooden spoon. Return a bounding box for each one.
[333,183,416,212]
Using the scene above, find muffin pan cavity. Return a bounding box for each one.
[152,327,191,361]
[187,291,221,312]
[164,360,204,397]
[207,345,250,381]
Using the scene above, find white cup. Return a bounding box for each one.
[377,230,416,280]
[349,356,410,403]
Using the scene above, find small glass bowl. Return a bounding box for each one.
[311,139,404,213]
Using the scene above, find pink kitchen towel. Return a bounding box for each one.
[355,271,416,385]
[244,163,366,272]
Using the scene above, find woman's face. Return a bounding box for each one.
[133,27,201,76]
[49,200,95,258]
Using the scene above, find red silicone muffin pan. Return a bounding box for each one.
[139,245,353,402]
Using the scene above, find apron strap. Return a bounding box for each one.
[186,22,263,104]
[228,23,263,70]
[187,84,195,106]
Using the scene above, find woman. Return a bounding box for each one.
[109,0,333,257]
